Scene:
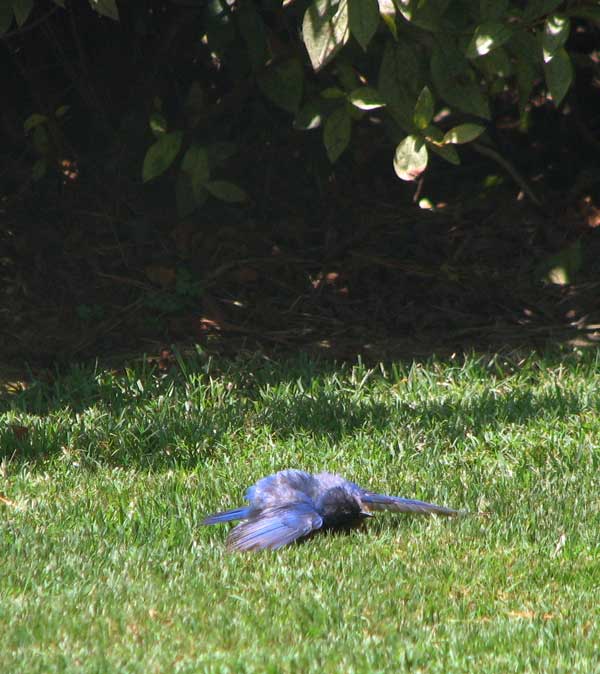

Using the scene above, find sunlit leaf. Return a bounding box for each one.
[348,0,380,51]
[542,14,570,63]
[395,0,448,30]
[377,0,396,39]
[413,86,434,130]
[294,100,324,130]
[302,0,349,72]
[324,106,351,162]
[149,112,168,137]
[541,241,582,285]
[142,131,183,183]
[89,0,119,20]
[544,47,572,106]
[393,134,428,181]
[466,22,513,58]
[348,87,386,110]
[443,123,485,145]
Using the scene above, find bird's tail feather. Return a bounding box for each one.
[361,492,460,516]
[202,507,249,525]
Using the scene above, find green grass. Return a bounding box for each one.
[1,352,599,673]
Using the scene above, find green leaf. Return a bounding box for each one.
[395,0,449,30]
[378,0,397,39]
[238,2,268,70]
[349,87,386,110]
[508,29,541,118]
[544,47,572,106]
[89,0,119,20]
[32,126,49,155]
[176,172,204,218]
[443,123,485,145]
[321,87,346,99]
[0,4,14,34]
[258,59,304,113]
[205,180,248,203]
[515,57,536,119]
[378,40,420,127]
[31,159,47,181]
[480,0,509,21]
[12,0,33,26]
[207,142,237,166]
[431,42,490,119]
[413,86,434,130]
[149,112,168,137]
[540,241,582,286]
[348,0,380,51]
[24,113,48,133]
[302,0,350,72]
[428,142,460,165]
[142,131,183,183]
[542,14,570,63]
[393,134,428,181]
[476,47,513,80]
[324,106,351,163]
[423,125,444,144]
[523,0,562,22]
[185,82,205,128]
[466,22,513,58]
[294,100,324,130]
[568,7,600,26]
[181,144,210,198]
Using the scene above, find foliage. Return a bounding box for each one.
[1,0,598,216]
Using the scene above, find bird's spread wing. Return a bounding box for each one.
[361,492,459,516]
[227,503,323,551]
[202,507,249,525]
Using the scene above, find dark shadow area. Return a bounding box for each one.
[2,2,600,374]
[1,353,597,467]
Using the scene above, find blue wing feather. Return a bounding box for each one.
[361,491,459,516]
[227,503,323,551]
[202,507,250,525]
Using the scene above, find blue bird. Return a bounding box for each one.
[202,469,459,551]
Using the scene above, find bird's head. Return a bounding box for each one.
[317,486,373,528]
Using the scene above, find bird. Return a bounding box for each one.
[202,469,460,551]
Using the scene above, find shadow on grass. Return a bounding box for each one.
[0,352,596,467]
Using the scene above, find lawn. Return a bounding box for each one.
[1,352,599,673]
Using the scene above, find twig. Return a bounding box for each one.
[472,142,542,207]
